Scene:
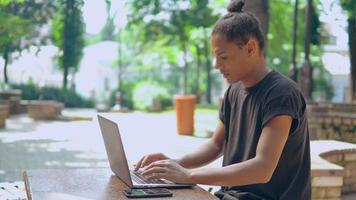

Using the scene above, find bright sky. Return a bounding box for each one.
[82,0,127,34]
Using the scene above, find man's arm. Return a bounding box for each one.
[135,120,225,170]
[142,115,291,185]
[177,121,226,169]
[188,115,291,185]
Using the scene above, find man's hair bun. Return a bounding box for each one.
[227,0,245,13]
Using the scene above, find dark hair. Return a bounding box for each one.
[212,0,265,51]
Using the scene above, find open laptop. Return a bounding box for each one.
[97,115,194,189]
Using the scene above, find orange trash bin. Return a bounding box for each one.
[174,95,196,135]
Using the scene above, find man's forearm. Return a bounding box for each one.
[188,157,270,186]
[176,139,223,169]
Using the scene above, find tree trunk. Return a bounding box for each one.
[348,17,356,102]
[174,10,189,95]
[63,65,68,90]
[118,30,123,94]
[62,0,72,90]
[194,44,201,103]
[3,49,9,84]
[244,0,269,52]
[182,42,189,95]
[289,0,299,82]
[300,0,313,101]
[203,29,212,104]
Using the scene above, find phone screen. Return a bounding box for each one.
[124,188,172,198]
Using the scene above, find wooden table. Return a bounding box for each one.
[25,168,218,200]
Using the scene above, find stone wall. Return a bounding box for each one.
[320,149,356,193]
[308,103,356,143]
[311,141,356,200]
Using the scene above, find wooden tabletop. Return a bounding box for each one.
[25,168,218,200]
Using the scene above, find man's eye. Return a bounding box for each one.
[220,56,227,60]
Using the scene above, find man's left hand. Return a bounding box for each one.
[141,159,193,184]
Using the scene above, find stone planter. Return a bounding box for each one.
[0,89,22,115]
[0,102,10,118]
[0,104,9,128]
[20,100,29,113]
[27,100,64,120]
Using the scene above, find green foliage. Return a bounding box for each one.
[310,46,334,100]
[0,0,55,50]
[268,0,333,100]
[132,81,171,111]
[101,0,117,41]
[0,0,55,82]
[127,0,219,97]
[51,0,85,90]
[40,87,94,108]
[339,0,356,17]
[10,83,40,100]
[0,0,23,5]
[0,12,32,47]
[10,84,95,108]
[109,80,135,109]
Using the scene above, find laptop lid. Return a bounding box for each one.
[97,115,195,189]
[97,115,134,188]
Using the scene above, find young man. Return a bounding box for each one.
[134,1,311,199]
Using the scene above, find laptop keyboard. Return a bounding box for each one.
[130,171,166,184]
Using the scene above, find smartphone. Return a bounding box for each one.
[123,188,173,198]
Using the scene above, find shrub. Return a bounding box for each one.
[10,84,94,108]
[132,81,171,111]
[10,83,40,100]
[109,81,135,110]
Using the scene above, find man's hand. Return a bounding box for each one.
[141,160,192,184]
[134,153,170,171]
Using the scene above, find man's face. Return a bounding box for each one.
[211,34,251,84]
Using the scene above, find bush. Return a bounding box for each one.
[41,87,95,108]
[10,84,94,108]
[109,81,135,110]
[10,83,41,100]
[132,81,171,111]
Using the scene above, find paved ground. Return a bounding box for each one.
[0,109,220,181]
[1,109,356,199]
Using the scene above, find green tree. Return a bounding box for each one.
[127,0,218,102]
[0,0,55,83]
[52,0,85,90]
[101,0,117,41]
[268,0,333,100]
[189,0,219,103]
[339,0,356,101]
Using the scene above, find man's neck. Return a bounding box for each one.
[241,61,270,88]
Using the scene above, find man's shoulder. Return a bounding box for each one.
[265,71,302,97]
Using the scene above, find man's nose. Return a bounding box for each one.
[213,58,220,69]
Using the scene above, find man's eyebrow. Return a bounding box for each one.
[211,50,226,56]
[217,51,226,56]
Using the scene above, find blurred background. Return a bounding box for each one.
[0,0,355,199]
[0,0,354,108]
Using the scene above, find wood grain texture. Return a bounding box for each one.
[26,168,218,200]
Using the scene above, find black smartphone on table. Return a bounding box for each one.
[123,188,173,198]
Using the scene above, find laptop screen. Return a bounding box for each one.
[97,115,133,188]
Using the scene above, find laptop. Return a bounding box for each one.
[97,115,195,189]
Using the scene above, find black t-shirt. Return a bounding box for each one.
[219,70,311,200]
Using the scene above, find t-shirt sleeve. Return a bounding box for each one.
[219,99,225,123]
[262,93,300,128]
[219,86,231,124]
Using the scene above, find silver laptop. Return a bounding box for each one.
[97,115,194,189]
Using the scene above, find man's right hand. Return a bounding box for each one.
[134,153,170,171]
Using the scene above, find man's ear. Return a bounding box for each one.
[246,39,257,57]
